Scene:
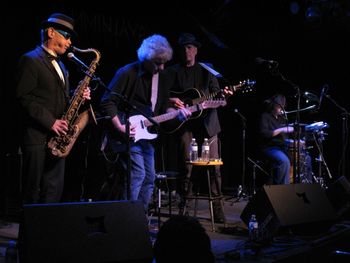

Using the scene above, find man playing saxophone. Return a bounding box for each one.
[16,13,91,204]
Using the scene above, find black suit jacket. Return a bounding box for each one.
[16,46,70,145]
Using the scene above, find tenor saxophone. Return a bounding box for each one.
[47,47,101,157]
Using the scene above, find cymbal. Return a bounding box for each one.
[305,121,329,132]
[288,123,308,126]
[303,91,319,102]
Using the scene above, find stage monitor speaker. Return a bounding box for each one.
[326,176,350,218]
[240,184,336,238]
[20,200,153,263]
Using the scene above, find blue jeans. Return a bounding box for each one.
[262,147,290,184]
[120,140,155,212]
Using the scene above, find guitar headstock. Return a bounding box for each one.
[229,79,256,94]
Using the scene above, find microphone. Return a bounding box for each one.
[318,84,329,110]
[255,57,279,68]
[234,108,247,122]
[67,52,89,71]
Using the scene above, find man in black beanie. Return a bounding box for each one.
[166,33,229,223]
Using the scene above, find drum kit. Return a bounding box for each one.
[281,90,333,187]
[285,121,330,187]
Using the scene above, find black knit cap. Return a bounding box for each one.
[178,33,201,48]
[42,13,76,36]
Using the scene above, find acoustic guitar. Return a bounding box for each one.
[166,79,256,133]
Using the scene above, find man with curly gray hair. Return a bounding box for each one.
[137,34,173,65]
[100,34,190,212]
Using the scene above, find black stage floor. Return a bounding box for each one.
[1,194,350,263]
[150,194,350,262]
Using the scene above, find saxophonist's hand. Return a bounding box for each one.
[72,81,91,100]
[83,87,91,100]
[52,119,68,136]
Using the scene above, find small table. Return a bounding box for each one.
[184,160,226,232]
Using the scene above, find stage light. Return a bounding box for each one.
[305,4,322,20]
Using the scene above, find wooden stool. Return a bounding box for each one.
[184,160,226,232]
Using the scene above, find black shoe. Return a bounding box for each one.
[178,204,190,216]
[214,216,224,224]
[213,209,225,223]
[178,207,184,216]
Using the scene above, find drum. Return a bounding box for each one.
[285,139,306,183]
[286,139,313,184]
[285,139,306,151]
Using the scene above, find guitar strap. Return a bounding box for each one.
[151,72,159,111]
[198,62,223,78]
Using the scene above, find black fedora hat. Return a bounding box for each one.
[178,33,201,48]
[42,13,76,36]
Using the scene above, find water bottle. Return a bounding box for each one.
[189,138,198,162]
[248,214,259,242]
[201,138,210,162]
[5,240,17,263]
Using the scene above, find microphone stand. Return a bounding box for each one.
[236,109,248,199]
[294,88,302,184]
[312,131,332,186]
[247,157,270,195]
[70,64,130,198]
[273,68,302,184]
[323,94,350,178]
[227,109,247,203]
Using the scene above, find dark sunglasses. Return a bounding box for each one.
[55,29,72,40]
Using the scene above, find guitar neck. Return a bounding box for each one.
[192,91,221,105]
[191,83,246,105]
[143,104,202,128]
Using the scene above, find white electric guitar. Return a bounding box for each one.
[127,100,226,142]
